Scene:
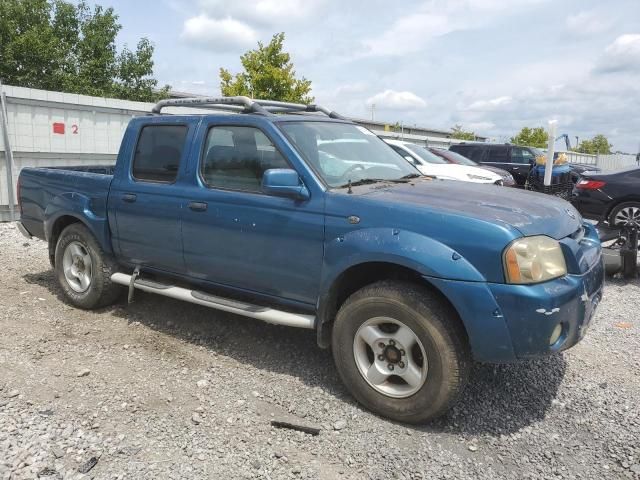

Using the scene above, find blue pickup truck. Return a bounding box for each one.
[17,97,604,423]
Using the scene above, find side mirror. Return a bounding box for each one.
[262,168,310,200]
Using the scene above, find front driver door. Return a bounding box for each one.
[181,122,324,307]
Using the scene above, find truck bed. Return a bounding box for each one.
[19,166,115,241]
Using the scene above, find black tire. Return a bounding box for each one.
[54,223,122,309]
[608,202,640,228]
[332,281,470,424]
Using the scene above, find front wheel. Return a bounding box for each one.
[332,281,470,423]
[55,223,122,309]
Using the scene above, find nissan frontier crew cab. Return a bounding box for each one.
[17,96,604,423]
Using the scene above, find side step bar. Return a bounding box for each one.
[111,273,315,329]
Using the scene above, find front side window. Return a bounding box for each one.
[511,147,536,164]
[201,126,288,192]
[279,122,417,188]
[132,125,188,182]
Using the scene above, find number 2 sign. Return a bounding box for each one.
[52,123,79,134]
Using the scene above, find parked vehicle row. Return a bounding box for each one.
[16,96,604,423]
[449,142,600,186]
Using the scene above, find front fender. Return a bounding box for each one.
[44,192,113,254]
[321,228,486,294]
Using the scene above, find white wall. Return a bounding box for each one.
[0,85,210,220]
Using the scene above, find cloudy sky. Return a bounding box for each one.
[98,0,639,152]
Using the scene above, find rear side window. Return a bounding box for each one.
[132,125,188,182]
[451,145,485,162]
[487,146,508,162]
[201,126,288,192]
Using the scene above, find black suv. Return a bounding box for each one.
[449,143,599,187]
[449,143,541,186]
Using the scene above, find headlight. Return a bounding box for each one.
[467,174,492,181]
[503,236,567,284]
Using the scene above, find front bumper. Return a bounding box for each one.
[488,257,604,358]
[427,250,604,363]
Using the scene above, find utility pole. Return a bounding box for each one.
[370,103,375,121]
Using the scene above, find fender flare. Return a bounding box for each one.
[315,228,486,346]
[44,192,113,255]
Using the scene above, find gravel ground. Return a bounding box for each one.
[0,221,638,480]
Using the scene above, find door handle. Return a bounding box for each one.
[122,193,137,203]
[512,167,520,171]
[188,201,208,212]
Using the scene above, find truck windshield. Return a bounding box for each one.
[278,122,419,188]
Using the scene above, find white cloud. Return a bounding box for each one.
[364,13,454,56]
[366,90,427,110]
[595,34,640,73]
[467,121,495,131]
[566,10,613,36]
[181,15,258,51]
[467,96,512,110]
[197,0,325,27]
[362,0,549,56]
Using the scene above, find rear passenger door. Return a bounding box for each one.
[111,121,193,273]
[180,121,325,307]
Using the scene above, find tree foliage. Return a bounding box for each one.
[220,33,313,104]
[575,134,612,155]
[450,124,476,141]
[0,0,169,102]
[510,126,549,148]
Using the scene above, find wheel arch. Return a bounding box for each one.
[316,261,469,350]
[605,196,640,222]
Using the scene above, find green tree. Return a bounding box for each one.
[575,134,612,155]
[510,126,549,148]
[220,33,313,103]
[450,124,476,141]
[0,0,169,102]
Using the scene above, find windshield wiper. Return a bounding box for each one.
[399,173,421,179]
[337,178,386,189]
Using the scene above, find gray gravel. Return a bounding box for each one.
[0,221,638,479]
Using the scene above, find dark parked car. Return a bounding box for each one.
[428,147,515,186]
[572,167,640,227]
[449,143,599,186]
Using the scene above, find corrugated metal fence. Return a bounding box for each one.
[0,84,213,221]
[0,84,154,221]
[557,150,638,171]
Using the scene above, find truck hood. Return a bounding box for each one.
[357,178,582,240]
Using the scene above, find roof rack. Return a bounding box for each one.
[151,96,346,120]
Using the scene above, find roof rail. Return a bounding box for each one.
[151,96,346,119]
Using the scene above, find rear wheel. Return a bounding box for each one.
[55,223,122,309]
[609,202,640,228]
[331,281,470,423]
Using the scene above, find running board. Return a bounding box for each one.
[110,273,315,329]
